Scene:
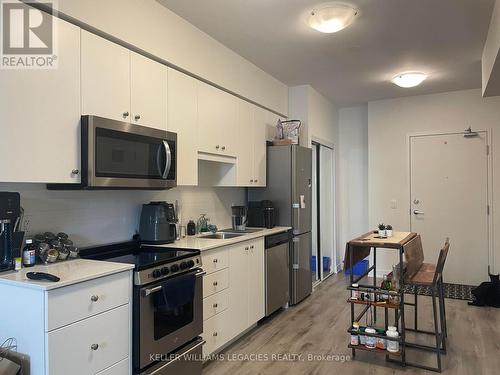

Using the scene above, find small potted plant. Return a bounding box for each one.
[386,225,393,237]
[378,223,386,237]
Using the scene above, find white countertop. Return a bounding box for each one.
[160,226,291,251]
[0,259,134,291]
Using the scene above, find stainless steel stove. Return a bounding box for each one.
[81,242,205,375]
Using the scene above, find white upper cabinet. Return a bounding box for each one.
[197,82,237,157]
[81,33,167,130]
[236,101,255,186]
[167,68,198,185]
[81,31,131,122]
[0,18,81,184]
[130,52,167,130]
[236,104,268,187]
[252,107,268,187]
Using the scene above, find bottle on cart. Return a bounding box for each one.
[22,239,37,267]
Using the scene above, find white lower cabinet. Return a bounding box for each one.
[95,358,129,375]
[47,305,129,375]
[201,239,265,357]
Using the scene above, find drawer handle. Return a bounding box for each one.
[213,332,218,337]
[213,258,218,263]
[90,344,99,351]
[250,245,254,249]
[213,303,218,308]
[90,295,99,302]
[245,247,249,251]
[213,281,218,286]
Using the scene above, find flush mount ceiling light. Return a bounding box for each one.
[391,72,427,88]
[308,3,359,33]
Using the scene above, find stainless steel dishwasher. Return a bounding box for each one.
[265,231,291,316]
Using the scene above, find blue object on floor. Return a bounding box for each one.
[323,256,331,273]
[344,259,369,276]
[311,255,316,272]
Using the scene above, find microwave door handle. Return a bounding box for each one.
[162,140,172,179]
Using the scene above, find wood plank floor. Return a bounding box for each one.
[203,273,500,375]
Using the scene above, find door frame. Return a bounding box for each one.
[311,136,337,280]
[407,129,494,274]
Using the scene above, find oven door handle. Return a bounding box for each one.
[147,339,206,374]
[162,140,172,179]
[143,285,163,297]
[195,270,206,277]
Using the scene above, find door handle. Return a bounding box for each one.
[143,285,162,297]
[162,140,172,179]
[413,210,425,215]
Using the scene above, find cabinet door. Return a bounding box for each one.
[228,243,249,340]
[248,239,265,324]
[130,52,167,130]
[47,305,129,375]
[197,82,237,156]
[81,31,131,122]
[167,68,198,185]
[0,18,81,183]
[236,101,255,186]
[253,107,267,186]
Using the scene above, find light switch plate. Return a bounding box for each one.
[390,199,397,209]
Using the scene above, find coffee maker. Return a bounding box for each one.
[0,192,21,272]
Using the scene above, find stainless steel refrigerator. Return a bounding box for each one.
[248,145,312,305]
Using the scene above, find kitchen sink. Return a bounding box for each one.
[200,232,246,239]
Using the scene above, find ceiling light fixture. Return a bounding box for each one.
[308,3,358,33]
[391,72,427,88]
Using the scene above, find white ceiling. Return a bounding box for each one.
[157,0,495,107]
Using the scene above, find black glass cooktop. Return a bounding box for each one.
[80,242,200,271]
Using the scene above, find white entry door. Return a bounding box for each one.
[410,132,489,285]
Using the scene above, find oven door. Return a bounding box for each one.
[139,337,205,375]
[82,115,177,189]
[135,269,204,371]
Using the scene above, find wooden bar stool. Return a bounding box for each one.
[404,239,450,373]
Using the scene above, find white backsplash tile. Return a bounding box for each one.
[0,183,245,247]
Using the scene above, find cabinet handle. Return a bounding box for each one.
[213,258,218,263]
[250,245,254,249]
[134,114,141,121]
[250,179,254,183]
[255,179,258,183]
[245,246,249,251]
[213,281,218,286]
[221,146,226,151]
[216,145,220,150]
[122,111,129,118]
[213,303,218,308]
[90,295,99,302]
[213,332,218,337]
[90,344,99,351]
[71,169,79,175]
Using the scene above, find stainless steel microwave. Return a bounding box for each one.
[48,116,177,190]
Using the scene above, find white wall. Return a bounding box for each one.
[338,105,369,267]
[54,0,288,115]
[0,183,245,247]
[482,0,500,96]
[368,89,500,273]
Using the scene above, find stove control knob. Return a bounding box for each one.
[152,269,161,278]
[180,261,189,270]
[161,267,169,276]
[187,260,195,268]
[170,264,180,273]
